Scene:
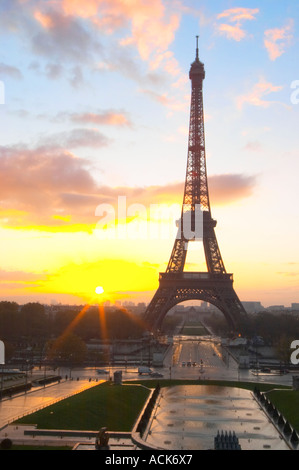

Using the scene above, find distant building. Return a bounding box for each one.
[135,303,146,314]
[123,301,135,307]
[267,305,286,312]
[242,301,264,313]
[187,306,199,321]
[292,303,299,311]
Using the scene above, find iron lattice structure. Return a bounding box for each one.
[143,39,247,332]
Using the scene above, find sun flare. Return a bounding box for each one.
[95,286,104,295]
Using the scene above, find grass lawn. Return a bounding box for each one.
[15,383,150,432]
[181,326,208,335]
[180,321,209,336]
[266,389,299,433]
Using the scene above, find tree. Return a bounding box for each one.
[275,335,293,365]
[0,301,19,340]
[46,333,86,365]
[19,302,48,339]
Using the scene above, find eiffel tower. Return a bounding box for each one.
[144,37,247,332]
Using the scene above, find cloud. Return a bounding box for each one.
[276,272,299,278]
[208,174,256,204]
[30,0,181,78]
[39,128,111,149]
[0,62,23,79]
[28,109,132,128]
[0,0,184,92]
[0,144,98,227]
[217,7,259,22]
[0,268,47,297]
[264,19,294,61]
[61,0,180,62]
[0,2,101,62]
[69,110,132,127]
[216,7,259,41]
[0,269,43,282]
[0,139,257,231]
[217,23,246,42]
[236,80,283,109]
[243,141,263,152]
[140,88,188,111]
[45,62,64,80]
[32,9,102,63]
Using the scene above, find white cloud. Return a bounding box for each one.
[236,80,283,109]
[216,7,259,41]
[264,19,294,61]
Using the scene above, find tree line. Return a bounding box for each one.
[0,301,146,345]
[205,310,299,363]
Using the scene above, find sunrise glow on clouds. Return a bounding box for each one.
[0,0,298,307]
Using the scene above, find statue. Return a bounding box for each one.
[95,427,110,450]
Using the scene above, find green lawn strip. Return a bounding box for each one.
[180,322,209,336]
[14,383,150,432]
[266,389,299,433]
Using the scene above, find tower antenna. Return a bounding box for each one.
[196,35,199,59]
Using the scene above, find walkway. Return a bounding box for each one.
[0,379,101,430]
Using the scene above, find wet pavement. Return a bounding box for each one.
[0,379,101,430]
[163,336,295,387]
[144,385,291,451]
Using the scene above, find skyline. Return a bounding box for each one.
[0,1,298,308]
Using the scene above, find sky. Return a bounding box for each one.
[0,0,298,308]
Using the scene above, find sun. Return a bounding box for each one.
[95,286,104,295]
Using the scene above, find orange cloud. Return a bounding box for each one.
[10,1,182,83]
[208,174,256,205]
[62,0,100,18]
[236,80,283,109]
[60,0,180,73]
[264,19,294,61]
[216,7,259,41]
[217,23,246,42]
[0,140,256,231]
[217,7,259,22]
[70,111,131,127]
[34,10,54,28]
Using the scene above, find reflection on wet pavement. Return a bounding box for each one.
[0,379,100,430]
[145,385,290,450]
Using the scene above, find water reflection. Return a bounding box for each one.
[145,385,290,451]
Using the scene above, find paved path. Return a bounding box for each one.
[0,379,101,430]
